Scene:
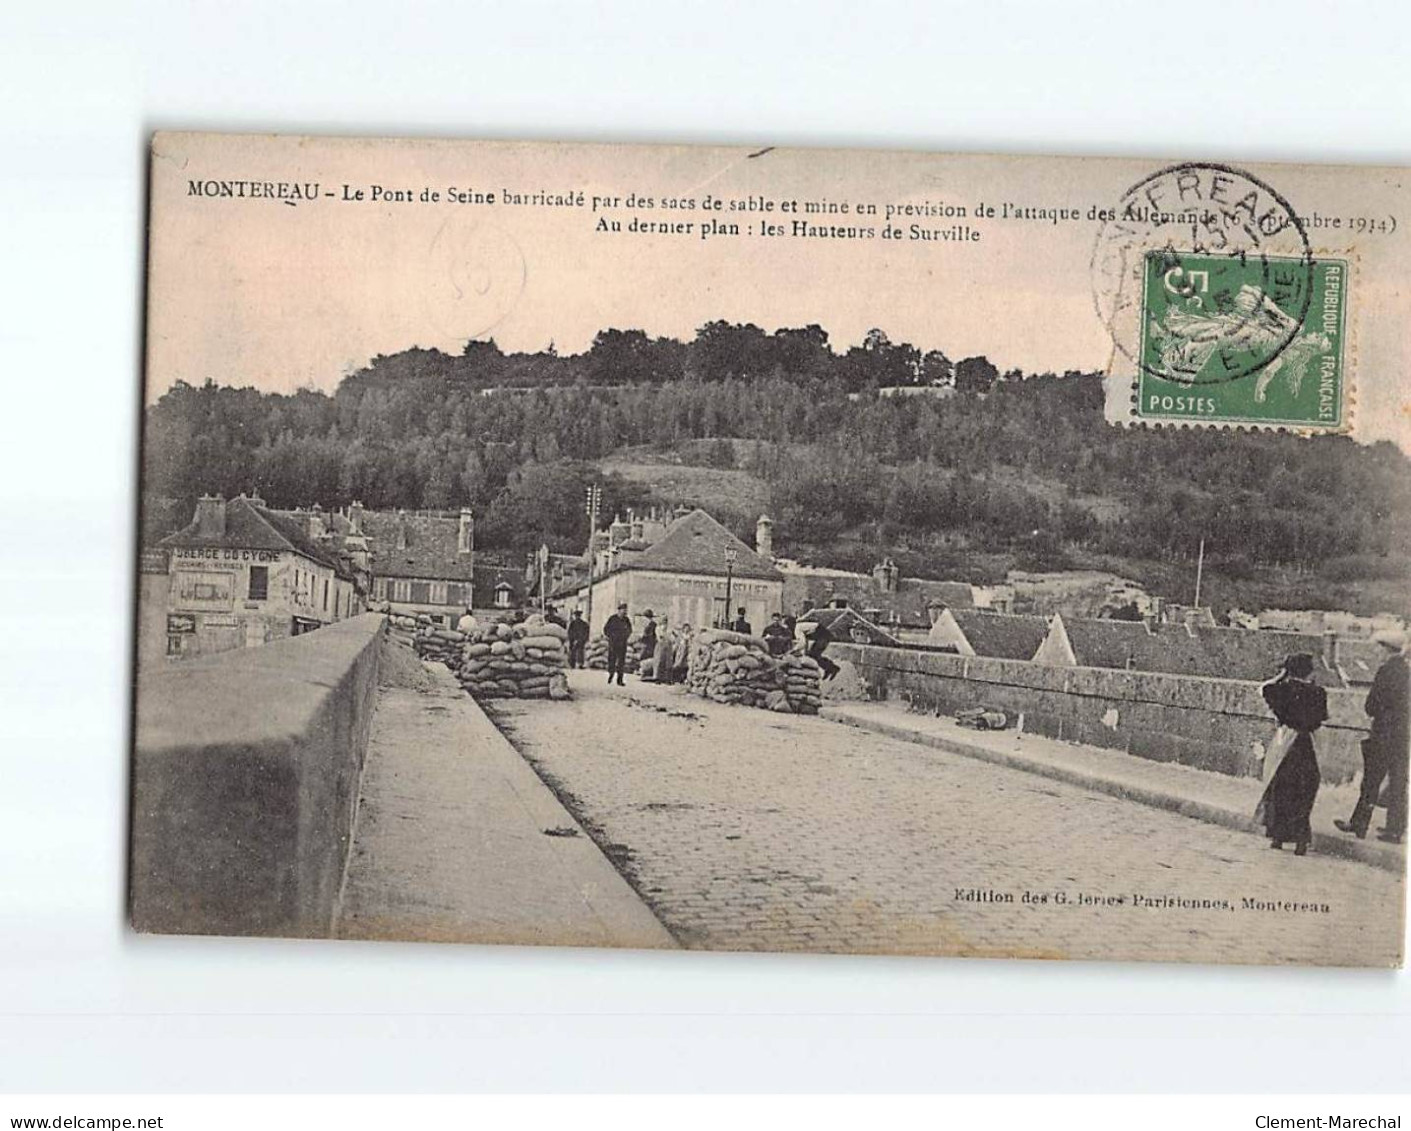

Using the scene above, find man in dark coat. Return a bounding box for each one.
[762,612,792,657]
[603,602,632,686]
[566,609,589,669]
[806,620,840,681]
[1338,631,1409,843]
[731,607,753,635]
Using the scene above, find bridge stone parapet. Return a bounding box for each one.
[130,613,385,937]
[831,643,1369,783]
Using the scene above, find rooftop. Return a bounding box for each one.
[613,509,782,582]
[950,609,1050,660]
[1056,616,1348,687]
[159,496,350,577]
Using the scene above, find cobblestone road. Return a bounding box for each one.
[487,670,1406,966]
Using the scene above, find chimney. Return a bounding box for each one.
[871,557,899,594]
[349,500,365,535]
[194,494,226,538]
[247,489,265,508]
[610,513,629,548]
[396,509,408,551]
[307,504,326,541]
[755,514,774,560]
[458,507,474,556]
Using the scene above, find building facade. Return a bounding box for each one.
[361,505,476,625]
[156,494,362,660]
[573,508,783,636]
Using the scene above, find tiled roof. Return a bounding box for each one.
[1060,618,1346,687]
[951,610,1050,660]
[361,510,475,582]
[784,574,973,628]
[159,497,346,575]
[798,607,901,646]
[620,509,782,581]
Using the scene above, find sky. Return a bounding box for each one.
[146,134,1411,449]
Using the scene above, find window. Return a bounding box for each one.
[247,567,269,601]
[430,582,448,605]
[494,584,512,608]
[323,578,329,610]
[410,581,431,604]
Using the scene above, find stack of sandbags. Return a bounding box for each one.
[583,633,641,673]
[457,615,571,700]
[414,624,466,667]
[685,629,822,715]
[386,613,419,648]
[779,652,824,715]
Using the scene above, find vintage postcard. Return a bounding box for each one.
[131,132,1409,966]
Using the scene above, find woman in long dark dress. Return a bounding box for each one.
[1256,653,1329,855]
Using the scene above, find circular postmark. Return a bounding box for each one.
[1091,163,1314,387]
[422,214,527,343]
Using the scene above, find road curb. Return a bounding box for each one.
[822,707,1405,875]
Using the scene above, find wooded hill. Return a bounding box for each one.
[141,323,1411,615]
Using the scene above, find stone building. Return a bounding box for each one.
[359,505,476,625]
[155,493,363,660]
[573,508,783,635]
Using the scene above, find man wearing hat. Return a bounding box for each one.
[603,602,633,687]
[1336,629,1408,843]
[638,609,658,668]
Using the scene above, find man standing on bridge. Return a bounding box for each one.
[566,609,589,669]
[1337,629,1409,844]
[603,602,633,686]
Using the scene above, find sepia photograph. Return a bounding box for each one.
[130,132,1408,967]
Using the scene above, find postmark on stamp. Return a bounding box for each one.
[1091,162,1351,432]
[1138,251,1347,427]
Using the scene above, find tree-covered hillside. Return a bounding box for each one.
[142,323,1411,614]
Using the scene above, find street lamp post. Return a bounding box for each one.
[723,546,737,629]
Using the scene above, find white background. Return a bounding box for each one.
[1,0,1408,1094]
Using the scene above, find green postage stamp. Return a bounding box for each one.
[1136,251,1348,429]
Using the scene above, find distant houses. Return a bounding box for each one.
[841,604,1381,690]
[779,557,977,632]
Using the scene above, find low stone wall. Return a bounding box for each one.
[832,643,1369,783]
[130,613,385,937]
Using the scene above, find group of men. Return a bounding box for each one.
[572,603,841,686]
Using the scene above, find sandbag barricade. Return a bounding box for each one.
[583,634,642,673]
[457,615,572,701]
[685,629,822,714]
[414,627,467,667]
[387,613,419,648]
